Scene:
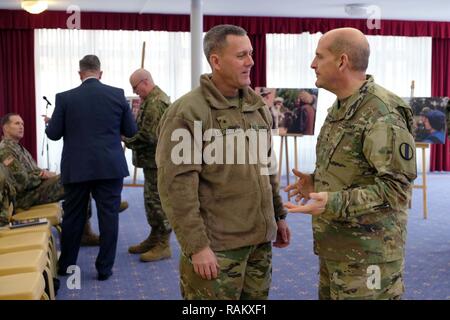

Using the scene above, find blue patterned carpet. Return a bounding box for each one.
[56,172,450,300]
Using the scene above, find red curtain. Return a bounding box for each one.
[0,10,191,31]
[248,33,266,88]
[430,38,450,171]
[0,29,36,159]
[2,10,450,38]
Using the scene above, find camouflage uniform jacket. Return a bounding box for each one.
[0,164,16,226]
[156,74,286,257]
[313,75,417,264]
[124,86,170,168]
[0,138,42,195]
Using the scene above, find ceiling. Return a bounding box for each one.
[2,0,450,22]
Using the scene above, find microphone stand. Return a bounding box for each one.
[41,100,50,170]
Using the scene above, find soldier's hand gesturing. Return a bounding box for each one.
[284,192,328,216]
[284,169,314,202]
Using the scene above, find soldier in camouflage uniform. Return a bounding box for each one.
[156,25,291,300]
[285,28,417,300]
[124,68,172,262]
[0,113,100,244]
[0,159,16,226]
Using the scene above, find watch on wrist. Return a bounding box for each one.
[275,215,286,222]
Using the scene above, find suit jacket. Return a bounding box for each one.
[46,78,137,184]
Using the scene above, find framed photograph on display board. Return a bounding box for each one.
[403,97,448,144]
[255,87,319,136]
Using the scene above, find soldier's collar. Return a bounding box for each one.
[1,137,19,145]
[200,74,265,111]
[144,85,161,101]
[329,75,374,121]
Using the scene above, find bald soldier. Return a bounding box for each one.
[124,69,172,262]
[285,28,417,300]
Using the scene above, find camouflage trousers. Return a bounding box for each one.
[0,193,10,226]
[143,168,171,236]
[319,257,405,300]
[180,242,272,300]
[16,175,64,210]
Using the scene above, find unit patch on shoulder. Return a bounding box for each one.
[399,143,414,161]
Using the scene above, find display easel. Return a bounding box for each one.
[124,42,146,187]
[413,142,429,219]
[410,80,428,219]
[277,134,301,200]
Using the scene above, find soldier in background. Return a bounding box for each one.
[124,68,172,262]
[259,87,272,107]
[415,106,432,141]
[0,113,128,245]
[285,28,417,299]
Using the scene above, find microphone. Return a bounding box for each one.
[43,96,52,106]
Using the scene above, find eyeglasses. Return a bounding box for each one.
[132,78,147,92]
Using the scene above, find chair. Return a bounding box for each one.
[0,223,58,277]
[0,272,48,300]
[0,232,49,255]
[0,232,57,278]
[0,249,55,299]
[3,203,61,276]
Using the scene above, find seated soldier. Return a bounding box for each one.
[0,113,128,245]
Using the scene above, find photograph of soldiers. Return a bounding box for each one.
[406,97,448,144]
[257,88,318,135]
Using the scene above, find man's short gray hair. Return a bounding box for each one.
[79,54,101,72]
[329,36,370,72]
[203,24,247,63]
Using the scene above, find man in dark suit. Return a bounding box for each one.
[46,55,137,281]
